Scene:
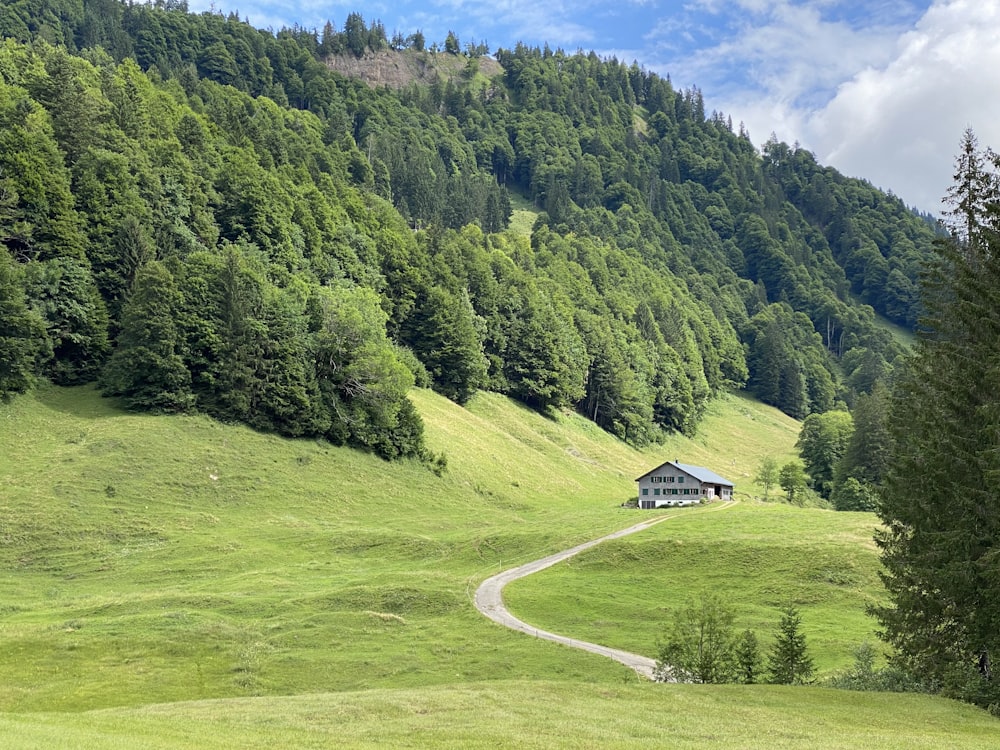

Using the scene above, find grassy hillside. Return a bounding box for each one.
[2,682,997,749]
[504,503,881,672]
[0,385,995,745]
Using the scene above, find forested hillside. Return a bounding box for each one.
[0,0,941,453]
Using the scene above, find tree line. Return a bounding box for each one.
[0,1,941,456]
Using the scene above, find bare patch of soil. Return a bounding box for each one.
[324,49,503,89]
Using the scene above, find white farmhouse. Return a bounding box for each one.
[635,460,734,509]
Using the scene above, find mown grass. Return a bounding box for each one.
[504,503,882,672]
[0,385,650,712]
[1,682,996,749]
[506,190,540,238]
[0,384,996,745]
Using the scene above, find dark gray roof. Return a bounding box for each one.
[636,460,734,487]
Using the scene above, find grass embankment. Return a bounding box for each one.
[0,384,995,746]
[1,681,995,749]
[504,503,881,672]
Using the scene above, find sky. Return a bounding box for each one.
[185,0,1000,215]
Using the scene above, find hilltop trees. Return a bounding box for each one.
[0,3,943,455]
[874,131,1000,707]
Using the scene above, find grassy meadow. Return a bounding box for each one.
[504,503,882,672]
[0,384,996,746]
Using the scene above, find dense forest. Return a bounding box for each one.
[0,0,941,459]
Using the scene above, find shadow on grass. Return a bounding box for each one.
[37,383,125,420]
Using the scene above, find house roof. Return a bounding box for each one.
[635,460,734,487]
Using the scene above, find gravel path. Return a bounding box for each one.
[473,503,737,679]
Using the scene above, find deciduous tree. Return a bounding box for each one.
[778,461,808,505]
[796,409,853,498]
[755,456,778,501]
[655,594,736,684]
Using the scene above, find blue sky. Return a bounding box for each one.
[186,0,1000,214]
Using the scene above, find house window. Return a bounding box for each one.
[671,489,678,495]
[667,476,675,483]
[654,488,660,496]
[642,488,648,496]
[678,476,684,483]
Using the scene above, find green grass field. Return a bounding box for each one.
[504,503,882,672]
[0,384,995,746]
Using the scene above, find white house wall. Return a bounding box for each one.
[636,465,733,508]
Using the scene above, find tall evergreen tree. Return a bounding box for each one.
[100,261,193,412]
[767,605,814,684]
[403,285,487,405]
[874,132,1000,707]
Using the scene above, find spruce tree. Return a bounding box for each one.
[874,132,1000,706]
[735,629,763,684]
[767,606,814,684]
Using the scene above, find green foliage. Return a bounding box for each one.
[313,283,422,458]
[831,381,890,511]
[655,593,737,683]
[0,6,937,451]
[875,132,1000,709]
[735,629,763,684]
[0,248,49,399]
[100,260,193,412]
[768,605,814,685]
[403,284,487,405]
[23,256,110,384]
[755,455,778,501]
[824,642,924,693]
[796,409,853,498]
[778,461,808,505]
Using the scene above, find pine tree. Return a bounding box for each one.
[767,606,814,684]
[874,131,1000,706]
[735,629,763,684]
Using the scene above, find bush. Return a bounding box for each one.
[655,594,737,683]
[825,642,928,693]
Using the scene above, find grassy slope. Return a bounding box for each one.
[504,503,881,672]
[0,385,995,746]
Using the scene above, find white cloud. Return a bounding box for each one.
[804,0,1000,212]
[655,0,997,212]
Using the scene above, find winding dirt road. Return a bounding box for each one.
[473,502,736,679]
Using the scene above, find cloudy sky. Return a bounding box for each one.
[186,0,1000,214]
